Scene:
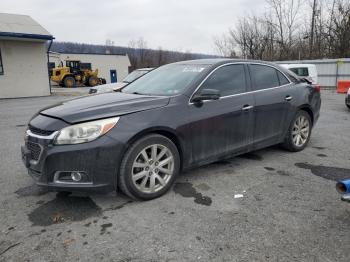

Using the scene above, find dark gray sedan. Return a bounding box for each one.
[21,59,321,200]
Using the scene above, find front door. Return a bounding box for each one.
[110,70,117,83]
[187,64,255,164]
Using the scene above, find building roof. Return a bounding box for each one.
[0,13,53,41]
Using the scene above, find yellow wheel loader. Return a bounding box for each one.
[50,60,105,88]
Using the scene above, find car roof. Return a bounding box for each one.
[174,58,245,65]
[174,58,285,67]
[280,64,316,68]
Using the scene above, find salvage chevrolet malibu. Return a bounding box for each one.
[22,59,321,200]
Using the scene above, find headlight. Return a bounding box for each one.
[54,117,120,145]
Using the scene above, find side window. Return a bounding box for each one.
[200,64,246,97]
[0,48,4,75]
[277,71,290,85]
[250,64,279,90]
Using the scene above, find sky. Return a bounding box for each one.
[1,0,267,55]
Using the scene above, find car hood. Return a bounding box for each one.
[40,92,170,124]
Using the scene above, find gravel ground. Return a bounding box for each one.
[0,90,349,262]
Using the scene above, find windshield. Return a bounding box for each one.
[122,64,208,96]
[123,70,149,83]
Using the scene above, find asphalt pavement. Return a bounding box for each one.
[0,90,349,262]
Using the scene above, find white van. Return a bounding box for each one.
[280,64,318,84]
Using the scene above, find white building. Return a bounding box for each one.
[49,52,131,84]
[0,13,53,98]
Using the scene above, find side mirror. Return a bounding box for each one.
[192,89,220,103]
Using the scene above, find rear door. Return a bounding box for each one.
[187,63,255,164]
[248,64,296,148]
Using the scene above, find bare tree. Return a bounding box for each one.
[266,0,302,59]
[213,34,237,58]
[327,0,350,57]
[214,0,350,60]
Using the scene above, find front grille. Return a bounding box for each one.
[27,141,42,161]
[29,125,54,136]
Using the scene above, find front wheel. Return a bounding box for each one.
[282,110,312,152]
[88,76,98,87]
[118,134,180,200]
[63,76,76,88]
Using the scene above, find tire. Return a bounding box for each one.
[88,76,98,87]
[118,134,180,200]
[346,104,350,110]
[282,110,312,152]
[63,76,76,88]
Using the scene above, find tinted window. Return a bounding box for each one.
[290,67,309,77]
[200,64,246,96]
[277,71,290,85]
[0,48,3,75]
[250,64,279,90]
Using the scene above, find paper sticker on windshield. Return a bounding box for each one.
[182,67,205,72]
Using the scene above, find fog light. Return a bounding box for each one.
[71,172,82,182]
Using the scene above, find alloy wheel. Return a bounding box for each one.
[292,115,310,147]
[131,144,174,193]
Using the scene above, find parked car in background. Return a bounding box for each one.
[89,68,153,94]
[22,59,321,200]
[280,64,318,85]
[346,88,350,109]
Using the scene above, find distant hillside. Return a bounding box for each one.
[51,41,219,70]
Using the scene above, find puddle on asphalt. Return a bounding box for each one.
[28,192,102,226]
[102,200,133,212]
[238,153,263,161]
[100,223,113,235]
[313,146,327,150]
[173,182,212,206]
[295,163,350,181]
[15,184,48,197]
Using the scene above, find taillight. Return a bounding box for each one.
[315,84,321,92]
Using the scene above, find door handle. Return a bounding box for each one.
[242,105,254,111]
[285,95,293,101]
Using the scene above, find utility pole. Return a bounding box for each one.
[328,0,336,56]
[309,0,317,58]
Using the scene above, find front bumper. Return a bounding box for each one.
[21,133,125,192]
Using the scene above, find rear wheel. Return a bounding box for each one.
[88,76,98,87]
[282,110,312,152]
[118,134,180,200]
[63,76,75,88]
